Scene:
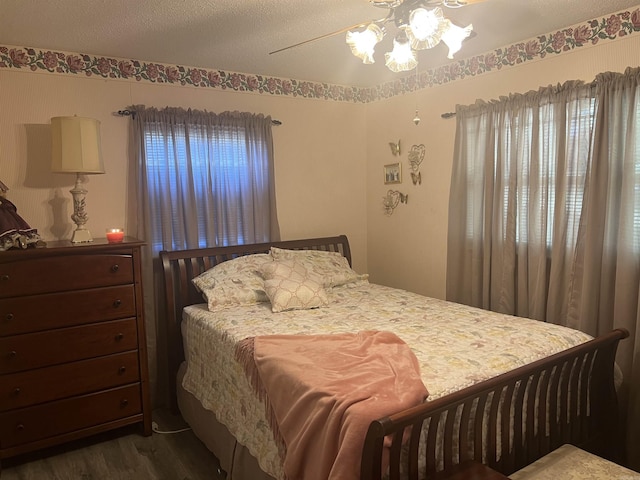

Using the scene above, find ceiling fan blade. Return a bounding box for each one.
[269,21,370,55]
[441,0,488,7]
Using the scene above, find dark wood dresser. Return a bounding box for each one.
[0,238,151,466]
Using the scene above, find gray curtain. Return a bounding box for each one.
[447,80,594,319]
[127,106,280,407]
[447,68,639,467]
[566,68,640,468]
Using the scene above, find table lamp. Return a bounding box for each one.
[51,116,105,243]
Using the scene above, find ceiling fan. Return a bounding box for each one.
[270,0,485,73]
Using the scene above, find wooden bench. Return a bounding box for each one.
[509,444,639,479]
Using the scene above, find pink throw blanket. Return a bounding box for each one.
[236,330,429,480]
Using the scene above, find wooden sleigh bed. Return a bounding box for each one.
[160,235,628,480]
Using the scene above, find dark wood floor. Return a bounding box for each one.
[1,410,223,480]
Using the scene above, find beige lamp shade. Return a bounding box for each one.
[51,116,105,174]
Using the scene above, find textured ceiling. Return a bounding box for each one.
[1,0,639,87]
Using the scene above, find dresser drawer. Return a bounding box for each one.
[0,254,134,298]
[0,351,140,411]
[0,384,142,448]
[0,285,136,336]
[0,318,138,374]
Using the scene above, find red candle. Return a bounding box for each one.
[106,228,124,243]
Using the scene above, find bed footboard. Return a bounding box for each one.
[360,328,629,480]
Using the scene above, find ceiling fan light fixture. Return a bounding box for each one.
[384,34,417,72]
[346,23,385,64]
[441,20,473,59]
[406,7,447,50]
[275,0,478,73]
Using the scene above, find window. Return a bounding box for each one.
[463,94,596,250]
[134,108,277,254]
[448,75,640,320]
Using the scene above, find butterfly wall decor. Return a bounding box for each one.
[408,144,426,185]
[389,140,401,156]
[383,189,408,216]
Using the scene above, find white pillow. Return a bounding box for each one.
[260,259,329,313]
[192,254,272,311]
[269,247,368,288]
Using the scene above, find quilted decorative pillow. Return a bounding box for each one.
[192,253,272,311]
[260,259,329,313]
[269,247,368,288]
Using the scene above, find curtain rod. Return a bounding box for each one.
[116,109,281,125]
[441,79,601,120]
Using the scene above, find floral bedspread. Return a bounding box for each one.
[181,282,592,479]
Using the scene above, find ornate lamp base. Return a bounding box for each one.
[69,173,93,243]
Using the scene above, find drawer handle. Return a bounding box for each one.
[120,399,129,408]
[6,313,14,321]
[119,366,127,374]
[9,350,17,358]
[16,424,25,431]
[12,387,21,396]
[113,299,122,308]
[0,274,8,282]
[115,333,124,341]
[111,264,120,273]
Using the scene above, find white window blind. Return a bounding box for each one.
[142,121,257,252]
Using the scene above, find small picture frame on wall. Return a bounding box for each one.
[384,163,402,184]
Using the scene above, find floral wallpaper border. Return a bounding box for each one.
[1,8,638,103]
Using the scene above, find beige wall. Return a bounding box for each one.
[0,70,368,271]
[1,30,638,298]
[365,34,640,299]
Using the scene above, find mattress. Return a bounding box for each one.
[180,281,592,479]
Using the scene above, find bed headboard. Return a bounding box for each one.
[159,234,351,411]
